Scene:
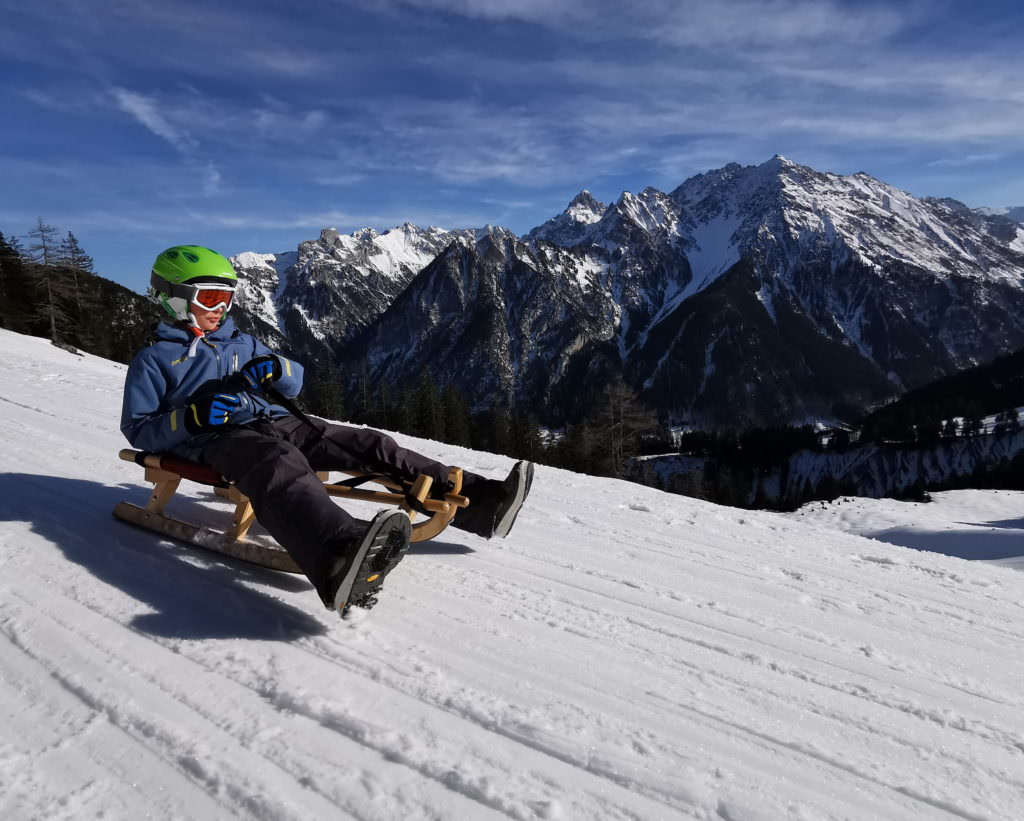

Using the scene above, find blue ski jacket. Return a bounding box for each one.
[120,317,304,456]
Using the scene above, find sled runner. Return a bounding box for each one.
[113,449,469,573]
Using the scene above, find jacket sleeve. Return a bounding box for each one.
[251,339,304,399]
[120,351,194,452]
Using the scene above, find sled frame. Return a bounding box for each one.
[113,449,469,573]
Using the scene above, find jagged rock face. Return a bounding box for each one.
[975,205,1024,228]
[232,157,1024,427]
[622,159,1024,425]
[231,224,474,347]
[345,228,622,419]
[526,190,606,246]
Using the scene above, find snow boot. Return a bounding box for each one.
[454,460,534,539]
[324,510,413,617]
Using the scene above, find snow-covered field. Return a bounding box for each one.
[2,327,1023,820]
[787,491,1024,572]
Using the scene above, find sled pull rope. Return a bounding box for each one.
[264,384,324,442]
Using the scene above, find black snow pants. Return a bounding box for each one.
[197,415,463,596]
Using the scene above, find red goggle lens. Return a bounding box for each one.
[193,288,234,309]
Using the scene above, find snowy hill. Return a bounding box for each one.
[2,326,1024,820]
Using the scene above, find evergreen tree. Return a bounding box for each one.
[376,382,393,430]
[561,420,602,475]
[59,232,94,273]
[26,218,61,266]
[306,361,346,421]
[413,369,444,440]
[478,404,514,457]
[588,378,658,477]
[57,231,101,350]
[441,383,472,447]
[510,409,543,462]
[25,219,71,343]
[350,362,374,425]
[0,232,33,333]
[391,385,416,435]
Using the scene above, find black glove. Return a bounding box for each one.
[239,355,282,393]
[184,392,243,434]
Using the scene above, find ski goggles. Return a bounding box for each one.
[190,284,235,311]
[152,273,236,312]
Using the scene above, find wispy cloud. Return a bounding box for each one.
[112,87,196,153]
[389,0,912,46]
[39,205,491,235]
[110,86,225,195]
[6,0,1024,287]
[927,153,1003,168]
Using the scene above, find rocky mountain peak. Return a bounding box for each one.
[319,227,342,246]
[231,155,1024,430]
[567,189,605,216]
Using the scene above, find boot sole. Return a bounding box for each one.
[493,461,534,539]
[332,511,412,616]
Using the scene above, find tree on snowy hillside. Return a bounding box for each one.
[0,233,33,334]
[589,379,659,477]
[59,232,94,273]
[25,219,71,343]
[1,221,159,361]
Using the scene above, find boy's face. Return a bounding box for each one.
[190,305,225,332]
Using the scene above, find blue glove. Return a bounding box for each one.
[240,355,282,393]
[184,392,243,434]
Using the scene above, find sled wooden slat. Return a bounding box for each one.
[113,501,303,573]
[114,448,470,572]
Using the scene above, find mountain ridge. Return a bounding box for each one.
[230,157,1024,428]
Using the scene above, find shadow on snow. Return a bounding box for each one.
[0,472,328,640]
[867,525,1024,562]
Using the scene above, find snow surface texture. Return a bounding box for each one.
[2,327,1024,820]
[788,491,1024,571]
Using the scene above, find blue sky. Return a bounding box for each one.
[3,0,1023,292]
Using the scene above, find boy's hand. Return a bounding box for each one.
[240,355,282,392]
[184,392,242,434]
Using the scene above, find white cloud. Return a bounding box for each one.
[927,153,1003,168]
[389,0,911,47]
[314,173,367,186]
[112,87,196,152]
[202,162,223,196]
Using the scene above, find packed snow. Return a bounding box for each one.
[787,490,1024,572]
[2,327,1024,820]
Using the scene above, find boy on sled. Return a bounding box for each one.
[120,245,533,617]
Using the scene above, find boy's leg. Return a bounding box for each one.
[199,423,365,595]
[275,416,456,488]
[274,417,533,539]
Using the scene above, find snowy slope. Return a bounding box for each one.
[788,490,1024,570]
[2,327,1024,820]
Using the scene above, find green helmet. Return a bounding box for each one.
[149,245,238,322]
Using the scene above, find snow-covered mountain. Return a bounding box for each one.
[976,205,1024,227]
[525,189,606,246]
[232,157,1024,427]
[344,226,626,417]
[231,223,475,346]
[3,326,1024,819]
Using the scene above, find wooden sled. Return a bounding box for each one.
[113,449,469,573]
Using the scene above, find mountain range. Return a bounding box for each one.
[231,156,1024,428]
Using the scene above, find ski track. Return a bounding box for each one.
[2,328,1024,820]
